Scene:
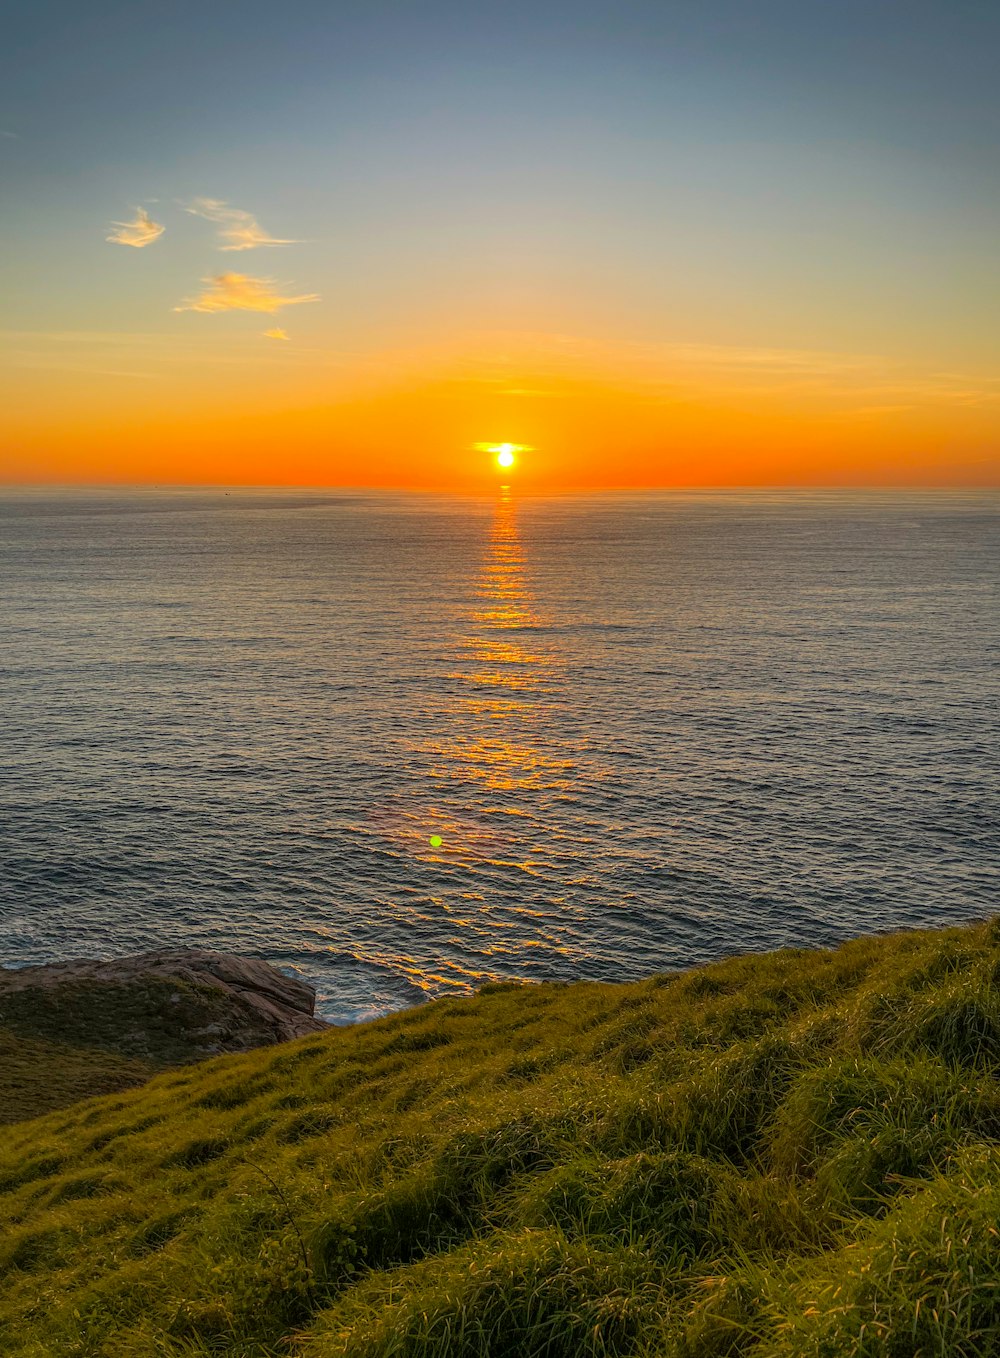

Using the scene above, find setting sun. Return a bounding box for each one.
[480,442,526,472]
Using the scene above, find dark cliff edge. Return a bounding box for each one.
[0,949,329,1123]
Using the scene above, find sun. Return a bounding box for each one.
[479,441,523,469]
[474,440,531,472]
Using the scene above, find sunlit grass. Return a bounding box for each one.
[2,920,1000,1353]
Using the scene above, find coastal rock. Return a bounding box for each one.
[0,949,328,1064]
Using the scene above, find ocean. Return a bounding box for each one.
[2,488,997,1022]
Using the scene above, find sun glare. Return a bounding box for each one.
[473,441,533,474]
[478,441,526,471]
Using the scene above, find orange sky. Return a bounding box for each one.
[3,327,998,488]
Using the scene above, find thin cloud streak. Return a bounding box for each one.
[474,331,1000,408]
[263,328,290,340]
[106,207,165,248]
[174,273,319,314]
[186,198,301,251]
[0,329,353,366]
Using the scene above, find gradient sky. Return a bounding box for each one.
[2,0,999,487]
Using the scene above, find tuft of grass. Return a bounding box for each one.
[3,920,1000,1353]
[301,1229,660,1358]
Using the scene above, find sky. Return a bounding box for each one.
[1,0,999,488]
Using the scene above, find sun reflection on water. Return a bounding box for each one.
[410,491,577,964]
[444,488,564,791]
[346,488,580,1000]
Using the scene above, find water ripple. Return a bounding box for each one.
[1,488,998,1021]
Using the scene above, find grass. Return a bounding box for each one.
[0,1024,157,1126]
[0,975,296,1124]
[2,919,1000,1354]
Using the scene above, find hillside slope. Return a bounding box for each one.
[0,950,327,1124]
[3,920,1000,1356]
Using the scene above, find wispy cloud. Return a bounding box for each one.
[174,273,319,314]
[106,207,165,248]
[461,331,1000,410]
[263,327,290,340]
[185,198,300,251]
[1,130,17,140]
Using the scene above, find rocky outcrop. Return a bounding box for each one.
[0,949,328,1065]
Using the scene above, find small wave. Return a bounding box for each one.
[294,950,430,1025]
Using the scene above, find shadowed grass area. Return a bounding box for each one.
[2,919,1000,1354]
[0,1027,157,1125]
[0,971,319,1125]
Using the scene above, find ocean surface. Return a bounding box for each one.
[2,488,997,1023]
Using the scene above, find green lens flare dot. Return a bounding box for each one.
[429,835,443,848]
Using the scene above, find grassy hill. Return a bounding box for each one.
[0,958,323,1126]
[3,919,1000,1356]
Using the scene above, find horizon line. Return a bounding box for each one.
[3,480,998,496]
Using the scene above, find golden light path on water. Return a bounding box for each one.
[345,486,582,1003]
